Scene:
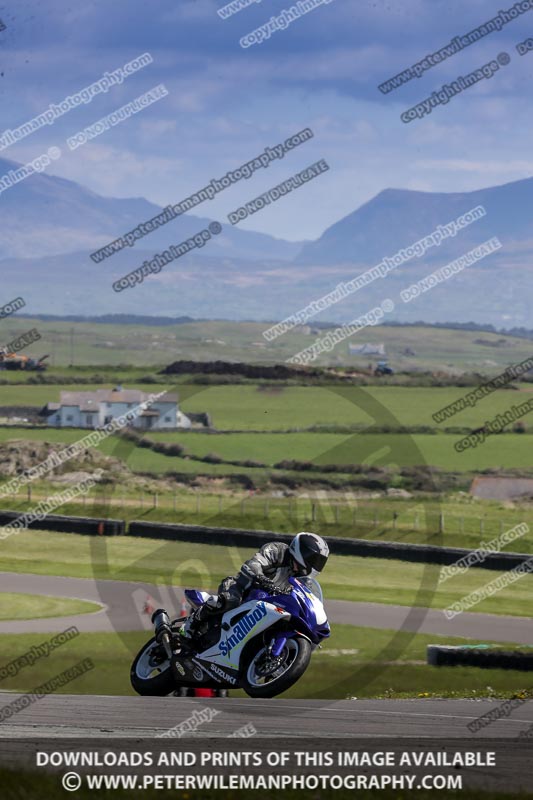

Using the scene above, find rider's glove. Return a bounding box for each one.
[275,584,293,595]
[254,576,277,594]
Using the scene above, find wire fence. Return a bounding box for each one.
[10,484,528,542]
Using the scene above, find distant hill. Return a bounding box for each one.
[295,179,533,266]
[0,155,303,262]
[1,155,533,326]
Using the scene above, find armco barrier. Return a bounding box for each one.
[0,511,124,536]
[126,521,532,571]
[1,512,530,567]
[427,645,533,670]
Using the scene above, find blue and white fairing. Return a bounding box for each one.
[263,575,331,645]
[191,576,329,679]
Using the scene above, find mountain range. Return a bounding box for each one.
[1,154,532,326]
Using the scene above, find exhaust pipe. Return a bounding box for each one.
[151,608,173,659]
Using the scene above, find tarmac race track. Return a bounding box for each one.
[0,695,532,738]
[0,571,531,644]
[1,571,532,778]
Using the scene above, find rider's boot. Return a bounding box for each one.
[180,595,219,641]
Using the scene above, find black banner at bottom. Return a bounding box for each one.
[1,737,532,798]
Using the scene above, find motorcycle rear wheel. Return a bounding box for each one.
[130,636,175,696]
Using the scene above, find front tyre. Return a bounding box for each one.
[241,637,312,698]
[130,636,175,696]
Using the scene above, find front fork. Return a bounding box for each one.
[269,632,288,658]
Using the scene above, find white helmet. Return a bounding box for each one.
[289,532,329,576]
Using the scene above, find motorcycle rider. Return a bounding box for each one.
[180,531,329,642]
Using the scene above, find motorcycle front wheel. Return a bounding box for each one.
[241,637,312,698]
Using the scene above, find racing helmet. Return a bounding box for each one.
[289,532,329,576]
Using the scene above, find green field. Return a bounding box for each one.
[0,531,531,617]
[177,384,533,431]
[3,316,533,370]
[0,592,101,620]
[1,421,532,475]
[151,429,533,471]
[0,624,530,701]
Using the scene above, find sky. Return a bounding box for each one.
[1,0,533,241]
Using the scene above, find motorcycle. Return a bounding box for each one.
[131,575,330,699]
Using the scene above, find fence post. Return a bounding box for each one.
[264,499,269,518]
[414,513,419,530]
[335,505,339,524]
[439,513,444,533]
[153,494,158,509]
[27,485,31,503]
[173,493,177,512]
[241,498,245,515]
[480,519,484,535]
[140,492,144,509]
[196,494,200,514]
[352,507,356,525]
[311,503,316,522]
[392,511,397,530]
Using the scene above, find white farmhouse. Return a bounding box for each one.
[45,386,191,430]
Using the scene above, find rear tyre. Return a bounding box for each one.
[241,637,312,698]
[130,636,175,696]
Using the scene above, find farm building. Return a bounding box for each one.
[470,476,533,500]
[44,387,191,430]
[348,343,386,356]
